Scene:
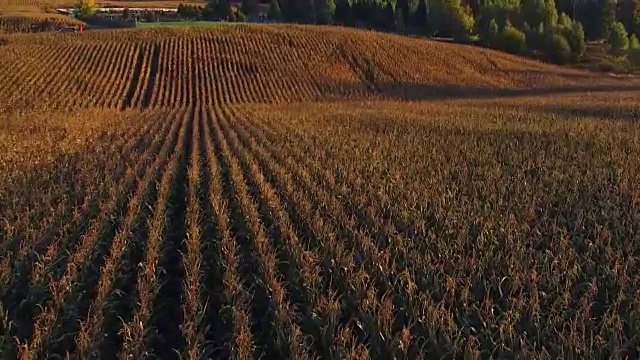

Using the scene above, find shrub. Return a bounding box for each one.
[201,6,215,20]
[558,12,572,28]
[564,21,586,60]
[500,24,527,55]
[545,33,572,64]
[629,34,640,70]
[451,5,475,43]
[630,34,640,49]
[75,0,95,17]
[481,18,500,46]
[235,9,247,22]
[608,21,629,55]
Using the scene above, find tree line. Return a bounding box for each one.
[178,0,640,66]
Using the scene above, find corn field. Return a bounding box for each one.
[0,26,633,110]
[1,26,640,359]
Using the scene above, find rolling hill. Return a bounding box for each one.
[0,24,636,111]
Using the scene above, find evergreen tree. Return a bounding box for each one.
[299,0,317,23]
[316,0,335,24]
[501,21,527,54]
[280,0,298,22]
[451,3,475,41]
[574,1,604,40]
[334,0,351,25]
[236,8,248,21]
[427,0,444,34]
[546,33,572,63]
[241,0,259,18]
[208,0,233,20]
[617,0,639,34]
[629,32,640,47]
[432,0,474,39]
[565,20,586,59]
[395,5,406,32]
[268,0,282,21]
[351,0,363,24]
[371,0,388,29]
[629,34,640,69]
[407,0,420,17]
[608,20,630,54]
[412,0,429,33]
[384,1,395,30]
[601,0,618,39]
[486,17,500,45]
[543,0,558,27]
[558,12,571,28]
[202,5,215,19]
[520,0,547,28]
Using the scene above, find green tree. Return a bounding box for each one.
[484,17,500,45]
[406,0,419,24]
[450,4,475,41]
[122,7,131,20]
[279,0,298,21]
[520,0,547,28]
[631,33,640,47]
[268,0,282,21]
[334,0,351,24]
[412,0,429,33]
[609,20,630,54]
[75,0,96,17]
[629,34,640,68]
[546,33,572,63]
[617,0,639,34]
[565,20,586,59]
[208,0,233,20]
[241,0,259,18]
[601,0,617,39]
[431,0,474,39]
[298,0,316,23]
[235,8,247,21]
[202,5,215,20]
[520,0,557,28]
[542,0,558,27]
[395,5,406,32]
[383,2,395,30]
[316,0,334,24]
[558,12,571,28]
[501,21,527,54]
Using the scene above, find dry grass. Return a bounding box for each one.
[0,25,639,358]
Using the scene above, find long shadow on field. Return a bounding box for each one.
[525,104,640,123]
[359,82,640,101]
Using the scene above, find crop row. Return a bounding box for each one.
[0,28,420,111]
[2,100,639,358]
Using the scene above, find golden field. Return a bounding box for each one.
[0,25,639,359]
